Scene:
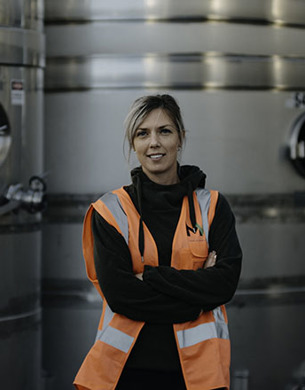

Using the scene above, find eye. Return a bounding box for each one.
[160,128,172,135]
[135,130,148,138]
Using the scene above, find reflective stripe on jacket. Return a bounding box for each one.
[74,187,230,390]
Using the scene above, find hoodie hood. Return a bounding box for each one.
[130,165,206,195]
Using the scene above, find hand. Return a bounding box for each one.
[135,272,143,281]
[204,251,217,269]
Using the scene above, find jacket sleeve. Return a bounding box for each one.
[91,209,201,323]
[143,193,242,312]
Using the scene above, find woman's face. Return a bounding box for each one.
[133,108,183,185]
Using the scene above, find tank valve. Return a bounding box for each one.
[0,176,47,215]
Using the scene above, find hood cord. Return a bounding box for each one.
[136,175,145,262]
[188,181,198,233]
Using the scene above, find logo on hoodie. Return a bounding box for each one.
[186,223,204,236]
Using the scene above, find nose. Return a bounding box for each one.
[149,130,160,148]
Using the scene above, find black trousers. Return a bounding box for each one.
[116,368,187,390]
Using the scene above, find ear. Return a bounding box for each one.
[178,129,186,148]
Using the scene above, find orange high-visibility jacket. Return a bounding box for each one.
[74,187,230,390]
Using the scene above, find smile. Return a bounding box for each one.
[147,154,165,160]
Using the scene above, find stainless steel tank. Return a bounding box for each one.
[44,1,305,388]
[0,0,45,389]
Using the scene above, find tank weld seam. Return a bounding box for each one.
[0,308,41,323]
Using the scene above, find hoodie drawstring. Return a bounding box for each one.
[188,181,197,233]
[136,175,145,262]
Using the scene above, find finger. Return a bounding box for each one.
[135,273,143,280]
[204,251,217,269]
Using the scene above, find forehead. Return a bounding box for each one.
[138,108,174,129]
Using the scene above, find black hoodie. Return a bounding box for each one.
[92,165,242,371]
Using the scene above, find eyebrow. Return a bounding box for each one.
[137,124,175,130]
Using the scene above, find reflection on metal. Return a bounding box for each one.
[0,0,44,30]
[45,193,305,224]
[0,0,44,67]
[42,279,100,307]
[0,103,11,168]
[0,28,45,67]
[45,53,305,91]
[228,193,305,223]
[233,277,305,307]
[45,0,305,27]
[45,21,305,59]
[289,112,305,178]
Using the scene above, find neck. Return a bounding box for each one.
[142,169,180,186]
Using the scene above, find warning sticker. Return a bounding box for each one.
[11,80,25,106]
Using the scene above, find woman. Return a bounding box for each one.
[74,94,242,390]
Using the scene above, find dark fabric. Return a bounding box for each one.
[91,165,242,372]
[116,368,187,390]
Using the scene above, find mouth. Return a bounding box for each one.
[147,153,165,160]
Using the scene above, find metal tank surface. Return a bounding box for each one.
[0,0,45,389]
[44,1,305,389]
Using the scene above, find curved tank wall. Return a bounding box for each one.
[0,0,45,389]
[44,1,305,389]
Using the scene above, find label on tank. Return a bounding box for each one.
[11,80,24,106]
